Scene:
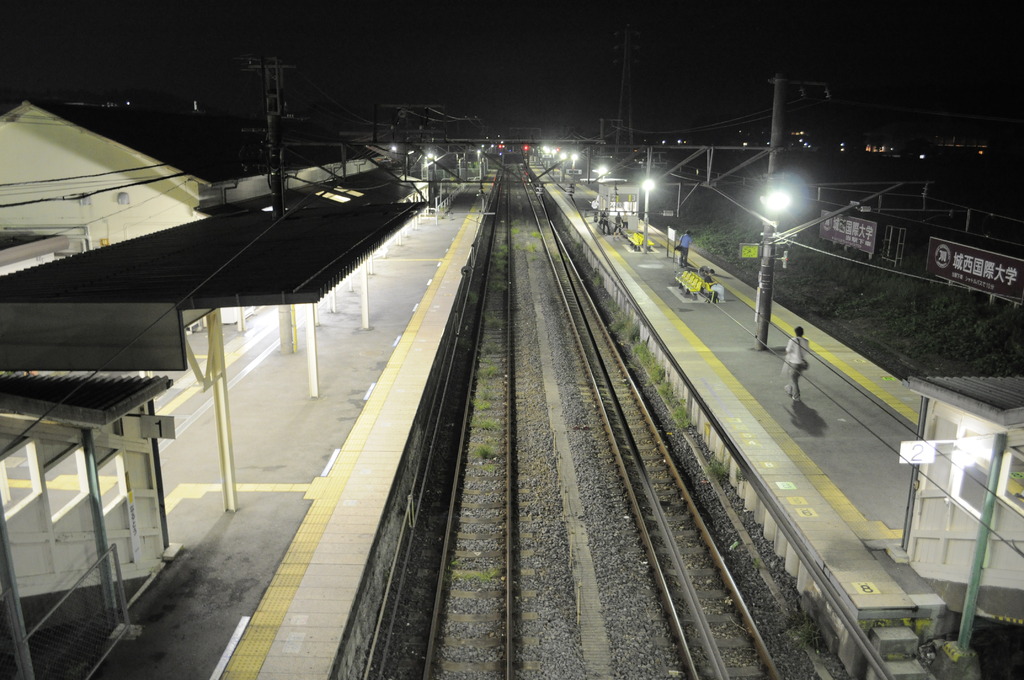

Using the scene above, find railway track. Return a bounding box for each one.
[379,168,782,679]
[424,176,516,677]
[526,169,779,680]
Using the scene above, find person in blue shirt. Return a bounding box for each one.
[677,230,693,266]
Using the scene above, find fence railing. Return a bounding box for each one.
[1,544,130,680]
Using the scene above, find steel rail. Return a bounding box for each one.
[535,172,783,680]
[525,174,703,680]
[550,186,898,680]
[421,172,510,678]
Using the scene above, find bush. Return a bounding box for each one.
[680,194,1024,377]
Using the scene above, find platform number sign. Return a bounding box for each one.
[852,581,880,595]
[899,440,940,465]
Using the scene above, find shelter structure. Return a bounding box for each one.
[902,375,1024,632]
[0,374,174,679]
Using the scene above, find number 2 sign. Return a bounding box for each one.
[899,440,943,465]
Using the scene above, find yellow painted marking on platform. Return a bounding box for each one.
[163,483,310,514]
[708,263,917,423]
[7,475,118,492]
[157,327,273,416]
[787,496,808,505]
[596,239,901,540]
[794,507,818,518]
[158,385,201,415]
[223,211,478,680]
[852,581,881,595]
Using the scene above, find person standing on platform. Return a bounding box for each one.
[599,211,610,235]
[783,326,809,402]
[613,212,624,236]
[676,230,693,266]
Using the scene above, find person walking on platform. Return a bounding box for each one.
[598,211,610,235]
[783,326,809,402]
[676,230,693,266]
[613,212,624,236]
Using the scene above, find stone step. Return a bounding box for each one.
[869,626,920,658]
[866,659,928,680]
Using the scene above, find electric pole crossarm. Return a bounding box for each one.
[658,148,710,182]
[707,148,771,186]
[706,185,778,225]
[775,182,909,240]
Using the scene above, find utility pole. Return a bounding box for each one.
[614,26,638,147]
[643,145,653,252]
[754,74,787,350]
[257,57,286,220]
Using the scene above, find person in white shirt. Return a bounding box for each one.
[783,326,808,402]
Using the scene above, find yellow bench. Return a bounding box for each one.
[675,270,724,303]
[629,231,654,251]
[676,270,706,295]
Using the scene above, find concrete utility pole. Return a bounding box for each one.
[754,74,788,350]
[260,57,286,220]
[615,26,638,146]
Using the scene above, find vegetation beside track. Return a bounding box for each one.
[676,192,1024,379]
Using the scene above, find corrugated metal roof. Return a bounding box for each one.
[0,374,173,426]
[906,375,1024,427]
[0,200,423,308]
[0,200,424,370]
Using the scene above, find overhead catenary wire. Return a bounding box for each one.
[581,200,1024,564]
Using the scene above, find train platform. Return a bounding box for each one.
[94,192,482,680]
[550,184,944,622]
[95,175,941,680]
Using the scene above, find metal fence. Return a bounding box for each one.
[1,588,20,679]
[0,545,130,680]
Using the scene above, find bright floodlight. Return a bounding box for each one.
[763,189,791,212]
[642,179,655,192]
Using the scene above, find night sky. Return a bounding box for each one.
[4,2,1019,136]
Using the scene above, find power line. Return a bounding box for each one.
[0,171,190,208]
[0,163,169,189]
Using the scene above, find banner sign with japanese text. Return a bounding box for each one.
[819,211,877,254]
[926,237,1024,301]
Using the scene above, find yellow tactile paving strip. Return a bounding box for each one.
[219,214,478,680]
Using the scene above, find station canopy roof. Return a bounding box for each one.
[0,374,173,428]
[0,199,424,372]
[906,375,1024,428]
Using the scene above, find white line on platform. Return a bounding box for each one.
[321,448,341,477]
[161,339,281,449]
[393,335,401,347]
[363,382,377,401]
[210,615,250,680]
